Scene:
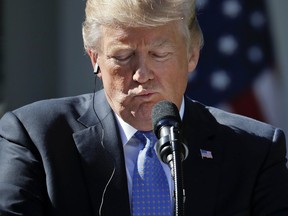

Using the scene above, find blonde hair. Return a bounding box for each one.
[82,0,203,53]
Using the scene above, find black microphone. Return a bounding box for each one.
[152,100,188,166]
[152,100,188,215]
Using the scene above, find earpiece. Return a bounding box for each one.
[94,63,100,74]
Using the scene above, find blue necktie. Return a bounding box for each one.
[132,131,172,215]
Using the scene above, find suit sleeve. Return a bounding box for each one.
[0,112,47,216]
[252,128,288,215]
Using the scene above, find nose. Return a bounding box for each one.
[132,57,154,83]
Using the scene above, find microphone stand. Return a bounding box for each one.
[170,126,185,216]
[156,126,187,216]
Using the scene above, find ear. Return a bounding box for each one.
[88,50,102,77]
[187,47,200,73]
[88,50,97,65]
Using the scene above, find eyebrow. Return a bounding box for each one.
[150,38,175,48]
[107,37,175,54]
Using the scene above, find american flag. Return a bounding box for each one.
[200,149,213,159]
[186,0,279,124]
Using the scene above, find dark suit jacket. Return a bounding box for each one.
[1,90,288,216]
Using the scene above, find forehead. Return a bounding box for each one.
[100,21,183,49]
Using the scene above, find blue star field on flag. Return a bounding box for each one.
[186,0,274,121]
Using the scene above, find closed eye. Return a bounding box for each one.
[150,52,171,61]
[112,53,135,64]
[115,54,132,61]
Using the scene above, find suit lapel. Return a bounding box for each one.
[72,93,224,215]
[73,91,130,215]
[182,98,223,215]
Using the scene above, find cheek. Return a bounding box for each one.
[102,68,132,97]
[157,64,189,97]
[157,61,188,83]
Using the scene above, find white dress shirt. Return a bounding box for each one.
[114,99,185,203]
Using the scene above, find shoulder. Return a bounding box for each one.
[208,105,285,144]
[184,97,285,143]
[13,93,93,118]
[0,93,93,142]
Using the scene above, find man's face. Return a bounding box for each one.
[93,21,199,131]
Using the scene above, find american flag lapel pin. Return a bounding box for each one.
[200,149,213,159]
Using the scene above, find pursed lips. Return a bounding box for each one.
[128,85,154,96]
[127,88,156,102]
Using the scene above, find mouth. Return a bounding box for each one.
[128,88,156,101]
[128,85,153,95]
[137,90,154,96]
[135,92,155,101]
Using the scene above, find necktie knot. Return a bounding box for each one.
[134,131,157,150]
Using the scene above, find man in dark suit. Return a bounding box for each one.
[1,0,288,215]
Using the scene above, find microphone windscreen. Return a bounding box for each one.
[152,100,181,137]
